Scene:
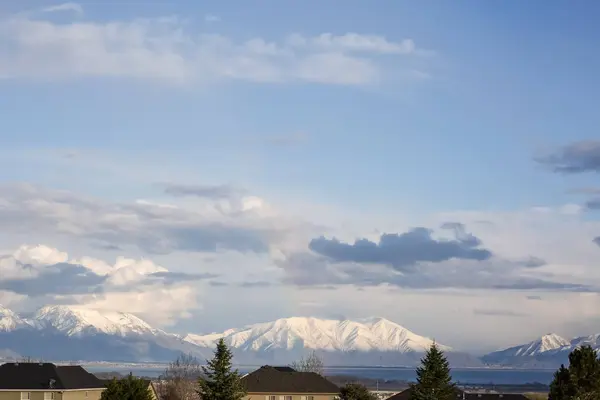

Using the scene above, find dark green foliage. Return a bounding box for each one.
[197,338,247,400]
[548,346,600,400]
[409,343,456,400]
[338,383,377,400]
[549,364,576,400]
[100,374,153,400]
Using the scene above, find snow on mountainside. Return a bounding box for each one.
[482,333,582,368]
[0,305,34,331]
[184,316,450,353]
[0,304,205,362]
[33,305,166,337]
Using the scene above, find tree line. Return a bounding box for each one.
[101,338,458,400]
[105,339,600,400]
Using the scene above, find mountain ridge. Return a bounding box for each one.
[481,333,600,368]
[0,304,469,365]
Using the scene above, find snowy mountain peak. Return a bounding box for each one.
[513,333,570,356]
[0,304,32,331]
[482,333,571,364]
[33,305,162,337]
[185,316,450,354]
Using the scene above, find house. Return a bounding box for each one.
[0,362,105,400]
[100,378,158,400]
[241,366,339,400]
[386,387,465,400]
[387,387,529,400]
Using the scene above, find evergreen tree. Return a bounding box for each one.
[101,374,153,400]
[197,338,247,400]
[549,364,576,400]
[338,383,377,400]
[409,343,456,400]
[548,346,600,400]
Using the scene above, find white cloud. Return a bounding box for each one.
[0,244,199,326]
[41,3,84,16]
[0,7,428,85]
[2,180,600,346]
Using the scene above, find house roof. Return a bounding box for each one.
[464,394,529,400]
[387,387,465,400]
[388,388,528,400]
[241,365,339,394]
[0,363,105,390]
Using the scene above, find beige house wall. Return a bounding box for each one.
[246,393,337,400]
[61,389,104,400]
[0,389,103,400]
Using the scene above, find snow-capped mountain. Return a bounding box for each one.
[481,333,600,368]
[0,305,478,366]
[183,316,480,367]
[0,304,204,362]
[185,316,449,353]
[33,305,165,337]
[0,305,34,331]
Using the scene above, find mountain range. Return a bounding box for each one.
[0,303,596,368]
[482,333,600,368]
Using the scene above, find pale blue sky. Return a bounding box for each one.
[1,1,600,350]
[2,0,600,212]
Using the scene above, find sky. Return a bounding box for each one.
[1,0,600,354]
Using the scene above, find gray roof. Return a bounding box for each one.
[241,365,339,394]
[0,362,105,390]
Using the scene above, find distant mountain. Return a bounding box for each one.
[482,333,600,368]
[184,316,482,367]
[0,305,33,332]
[0,304,205,362]
[0,304,481,366]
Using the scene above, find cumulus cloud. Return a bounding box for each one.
[0,6,430,86]
[0,244,206,325]
[0,183,291,255]
[278,250,588,292]
[275,221,590,292]
[308,224,492,271]
[536,140,600,173]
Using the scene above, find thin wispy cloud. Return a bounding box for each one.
[41,3,84,16]
[204,14,221,23]
[0,6,430,86]
[535,140,600,174]
[473,309,528,318]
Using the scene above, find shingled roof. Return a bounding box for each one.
[388,387,465,400]
[0,362,105,390]
[388,388,528,400]
[241,366,339,394]
[464,394,528,400]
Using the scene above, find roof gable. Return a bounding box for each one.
[388,388,528,400]
[241,366,339,394]
[0,362,104,390]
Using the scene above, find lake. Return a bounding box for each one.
[85,365,556,385]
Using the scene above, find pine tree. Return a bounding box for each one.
[197,338,247,400]
[338,383,377,400]
[410,343,456,400]
[549,364,576,400]
[548,346,600,400]
[101,374,153,400]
